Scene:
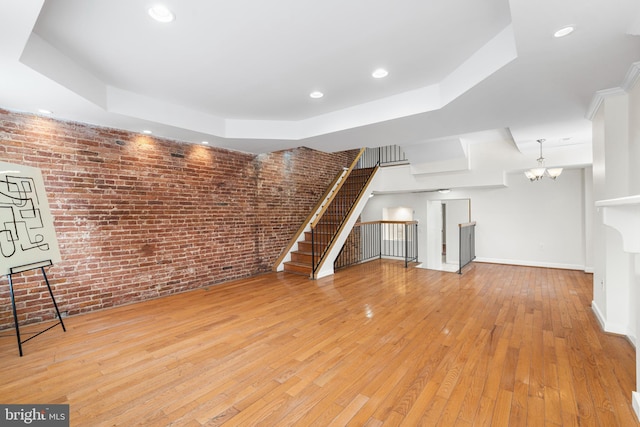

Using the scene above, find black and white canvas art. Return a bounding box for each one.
[0,161,61,275]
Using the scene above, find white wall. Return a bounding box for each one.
[363,167,586,270]
[469,169,585,269]
[589,63,640,416]
[583,167,594,273]
[591,90,635,336]
[631,73,640,195]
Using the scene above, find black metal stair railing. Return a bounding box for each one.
[310,167,377,278]
[458,222,476,274]
[357,145,408,169]
[334,220,418,270]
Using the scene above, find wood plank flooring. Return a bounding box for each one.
[0,261,636,426]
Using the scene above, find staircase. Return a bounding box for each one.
[281,231,318,276]
[283,166,377,277]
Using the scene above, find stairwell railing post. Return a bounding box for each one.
[378,222,382,259]
[458,225,462,274]
[404,223,408,268]
[311,227,316,278]
[414,222,418,264]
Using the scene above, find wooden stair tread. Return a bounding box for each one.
[282,163,377,279]
[283,261,312,276]
[284,261,311,267]
[291,250,312,255]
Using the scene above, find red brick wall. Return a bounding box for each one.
[0,109,358,329]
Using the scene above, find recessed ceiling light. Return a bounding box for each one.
[202,141,209,145]
[148,5,175,23]
[142,130,152,134]
[372,68,389,79]
[309,91,324,99]
[554,26,574,38]
[38,109,53,115]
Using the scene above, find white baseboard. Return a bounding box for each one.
[474,257,585,271]
[591,300,636,346]
[591,301,607,331]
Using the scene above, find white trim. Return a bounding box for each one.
[473,257,584,271]
[621,61,640,92]
[275,168,349,272]
[315,170,381,279]
[591,301,636,347]
[591,299,633,337]
[591,300,607,331]
[633,392,640,423]
[596,195,640,254]
[599,321,631,337]
[585,88,626,121]
[628,333,638,349]
[596,194,640,207]
[585,62,640,121]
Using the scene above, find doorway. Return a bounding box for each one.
[424,199,470,272]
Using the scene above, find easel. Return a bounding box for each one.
[6,259,66,356]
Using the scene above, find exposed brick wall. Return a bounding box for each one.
[0,109,359,329]
[255,148,358,267]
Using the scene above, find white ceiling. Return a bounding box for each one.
[0,0,639,156]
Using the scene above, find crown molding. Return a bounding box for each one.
[621,61,640,92]
[585,88,626,120]
[586,62,640,121]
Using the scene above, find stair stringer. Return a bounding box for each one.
[274,168,349,272]
[314,169,381,279]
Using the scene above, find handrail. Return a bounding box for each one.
[312,164,379,277]
[459,221,477,228]
[355,220,418,226]
[311,147,366,229]
[272,162,352,271]
[272,147,366,272]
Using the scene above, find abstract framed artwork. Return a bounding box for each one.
[0,161,61,275]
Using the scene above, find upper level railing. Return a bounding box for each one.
[335,220,418,270]
[458,221,476,274]
[356,145,408,169]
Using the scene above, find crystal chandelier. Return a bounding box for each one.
[524,139,563,181]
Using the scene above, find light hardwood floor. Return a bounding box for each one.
[0,261,636,426]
